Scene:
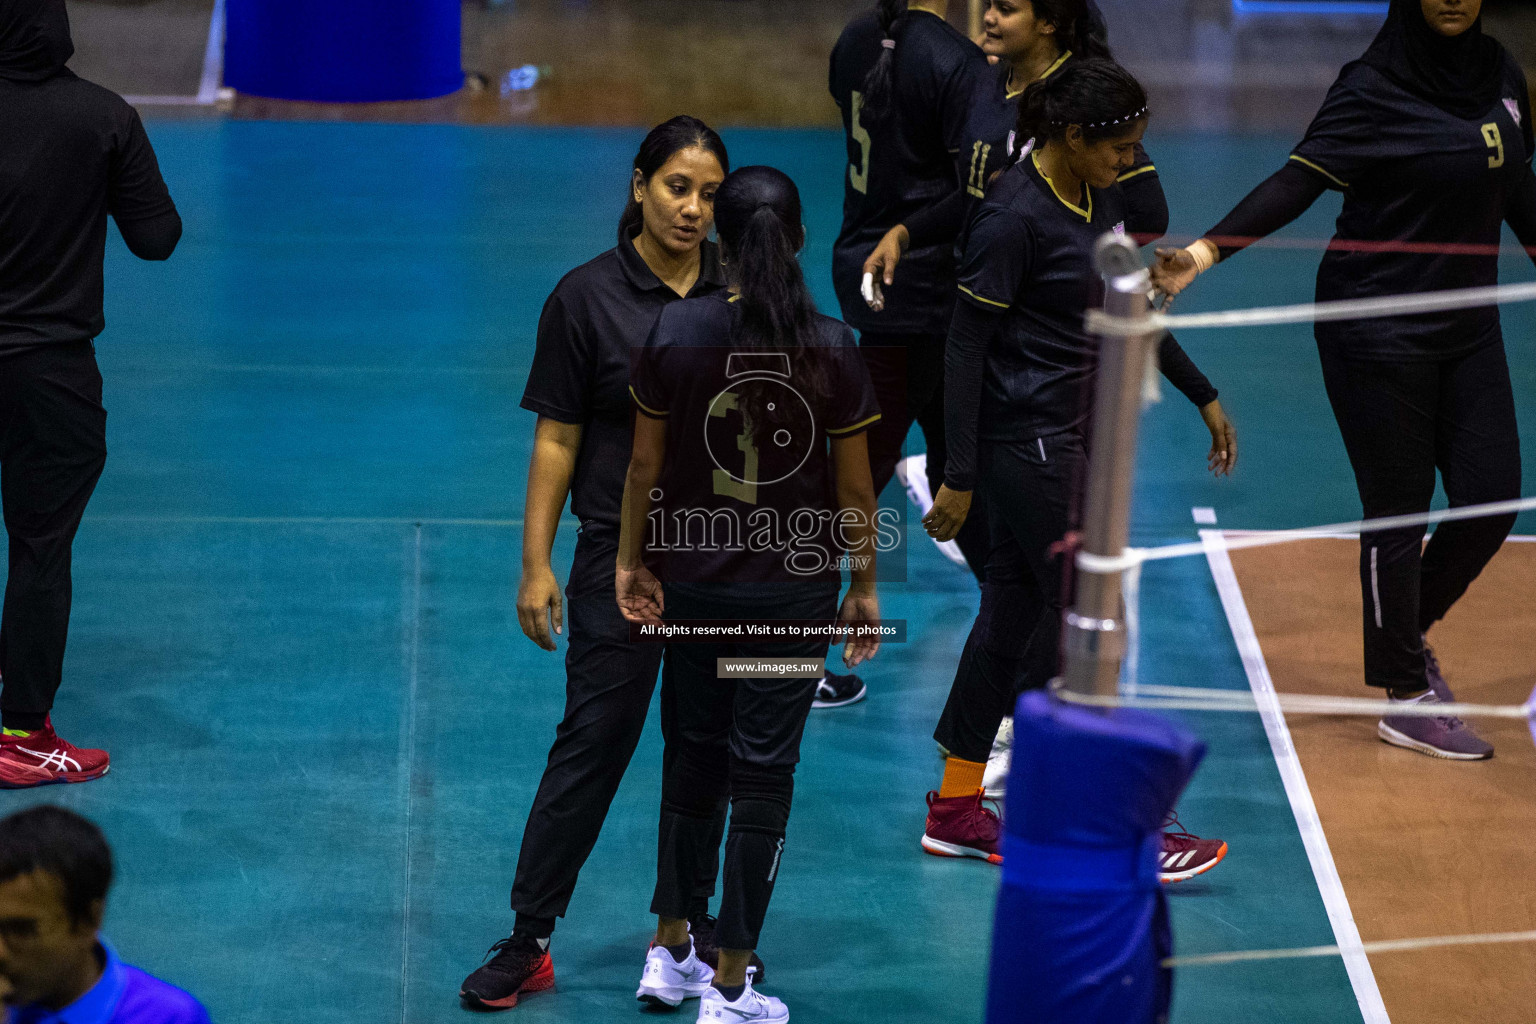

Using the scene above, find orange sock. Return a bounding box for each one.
[938,756,986,798]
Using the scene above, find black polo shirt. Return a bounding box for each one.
[520,238,727,533]
[829,7,986,334]
[1292,56,1532,359]
[955,154,1214,440]
[960,54,1162,238]
[630,293,880,586]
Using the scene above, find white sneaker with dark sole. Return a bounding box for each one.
[637,940,714,1008]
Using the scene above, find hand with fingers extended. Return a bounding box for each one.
[517,565,564,651]
[922,484,972,542]
[615,562,665,626]
[1151,246,1200,302]
[1199,399,1238,478]
[861,224,910,311]
[838,583,881,668]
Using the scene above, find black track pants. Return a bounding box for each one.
[0,342,107,731]
[934,434,1085,763]
[1319,340,1521,691]
[860,331,990,580]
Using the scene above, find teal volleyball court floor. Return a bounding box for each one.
[3,122,1533,1023]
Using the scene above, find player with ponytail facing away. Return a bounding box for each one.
[618,166,881,1023]
[829,1,993,597]
[919,60,1234,882]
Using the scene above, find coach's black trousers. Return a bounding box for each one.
[934,434,1085,764]
[860,330,989,579]
[0,342,107,732]
[1319,339,1521,692]
[651,583,834,952]
[508,530,723,936]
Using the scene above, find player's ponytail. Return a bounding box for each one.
[617,115,730,244]
[858,0,908,124]
[714,167,830,449]
[1018,57,1146,146]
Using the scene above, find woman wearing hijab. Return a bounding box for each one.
[1154,0,1534,760]
[0,0,181,788]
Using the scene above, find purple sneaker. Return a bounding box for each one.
[1378,691,1494,760]
[1420,635,1455,701]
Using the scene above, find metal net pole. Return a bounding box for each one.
[1059,234,1160,700]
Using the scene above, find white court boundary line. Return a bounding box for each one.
[123,0,225,108]
[1198,514,1390,1024]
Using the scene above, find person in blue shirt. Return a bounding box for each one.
[0,807,209,1024]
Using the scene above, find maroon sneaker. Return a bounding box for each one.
[921,790,1003,864]
[0,719,110,788]
[1159,813,1227,883]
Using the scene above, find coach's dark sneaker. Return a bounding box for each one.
[921,790,1002,864]
[811,671,867,709]
[1159,813,1228,883]
[1379,690,1493,760]
[460,935,554,1010]
[689,914,766,984]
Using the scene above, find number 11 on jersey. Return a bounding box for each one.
[850,91,872,194]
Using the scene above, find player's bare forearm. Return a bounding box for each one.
[523,417,581,573]
[832,433,879,588]
[617,413,667,571]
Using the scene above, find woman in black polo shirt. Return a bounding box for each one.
[616,166,881,1021]
[919,61,1234,881]
[460,116,754,1010]
[1154,0,1533,761]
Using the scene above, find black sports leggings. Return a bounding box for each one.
[1318,339,1521,691]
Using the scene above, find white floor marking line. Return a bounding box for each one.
[1197,514,1390,1024]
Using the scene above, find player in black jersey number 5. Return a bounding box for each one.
[618,167,882,1023]
[1155,0,1534,762]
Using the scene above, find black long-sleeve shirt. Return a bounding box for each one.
[0,70,180,354]
[1204,55,1536,360]
[942,155,1216,491]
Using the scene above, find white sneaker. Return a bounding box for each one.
[982,718,1013,799]
[697,979,789,1023]
[637,939,715,1008]
[897,454,969,569]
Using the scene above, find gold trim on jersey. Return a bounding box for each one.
[1007,50,1073,98]
[1032,151,1092,221]
[1288,155,1349,190]
[629,385,668,418]
[958,284,1010,309]
[827,413,882,436]
[1116,164,1157,183]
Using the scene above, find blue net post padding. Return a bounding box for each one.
[987,691,1206,1024]
[225,0,462,103]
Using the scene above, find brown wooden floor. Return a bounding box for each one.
[1228,536,1536,1024]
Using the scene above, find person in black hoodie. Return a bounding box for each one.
[0,0,180,789]
[1154,0,1531,762]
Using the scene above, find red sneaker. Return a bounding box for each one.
[921,790,1003,864]
[0,719,110,788]
[1159,813,1227,883]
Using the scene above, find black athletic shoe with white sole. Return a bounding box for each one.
[811,671,866,709]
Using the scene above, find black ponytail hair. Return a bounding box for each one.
[1017,57,1146,146]
[1027,0,1113,62]
[858,0,908,125]
[617,115,730,245]
[713,166,831,450]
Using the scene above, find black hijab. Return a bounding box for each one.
[0,0,73,82]
[1359,0,1504,119]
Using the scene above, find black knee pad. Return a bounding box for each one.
[662,743,729,820]
[727,762,793,837]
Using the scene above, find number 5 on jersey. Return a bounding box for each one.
[849,91,872,194]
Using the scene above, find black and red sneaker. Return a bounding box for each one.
[1159,812,1228,883]
[460,935,554,1011]
[687,913,767,984]
[0,718,109,788]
